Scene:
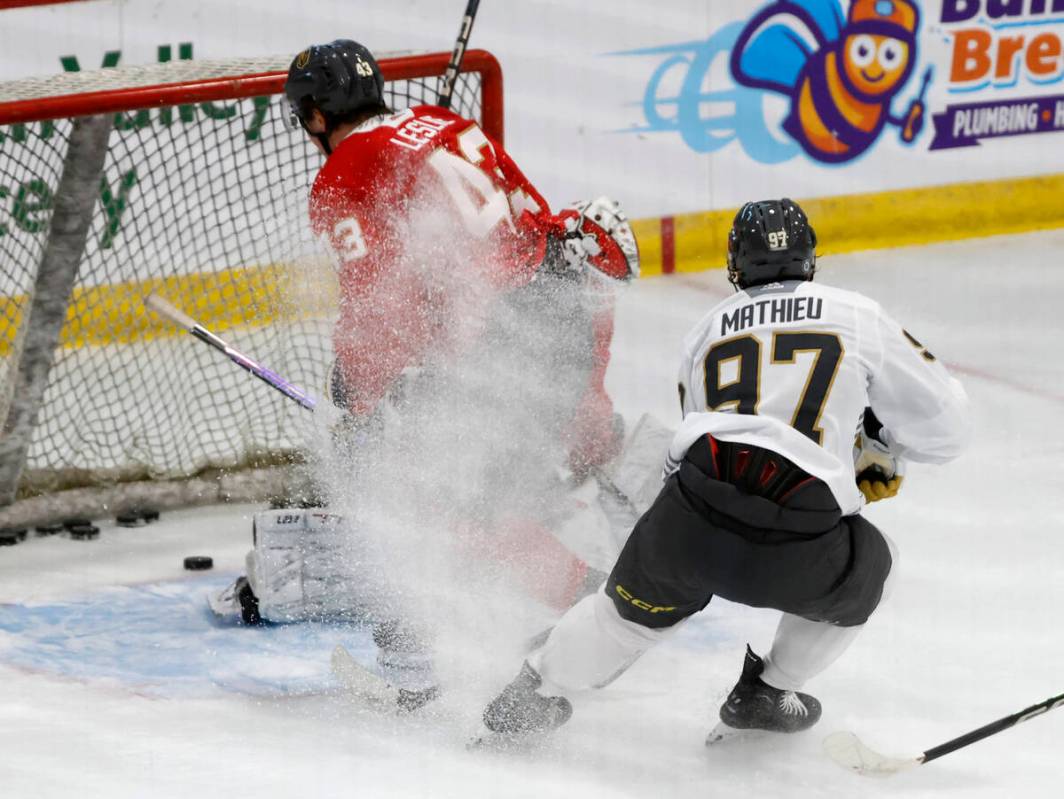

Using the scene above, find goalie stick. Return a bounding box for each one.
[330,645,401,708]
[437,0,482,109]
[824,691,1064,778]
[144,293,318,411]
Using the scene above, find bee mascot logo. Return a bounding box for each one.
[731,0,932,163]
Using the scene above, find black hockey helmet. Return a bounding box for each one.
[284,40,385,137]
[727,199,817,290]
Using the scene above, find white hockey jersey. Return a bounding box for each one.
[670,280,971,515]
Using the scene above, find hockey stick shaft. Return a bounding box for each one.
[145,293,317,411]
[590,466,641,517]
[438,0,482,109]
[920,691,1064,764]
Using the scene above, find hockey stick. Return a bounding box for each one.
[590,465,641,518]
[824,691,1064,778]
[330,645,401,708]
[144,293,318,411]
[437,0,482,109]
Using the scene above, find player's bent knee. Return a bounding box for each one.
[877,531,900,605]
[607,577,695,629]
[604,492,713,630]
[813,517,894,627]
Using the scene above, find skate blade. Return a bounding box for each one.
[467,723,521,752]
[705,722,768,747]
[467,724,499,751]
[467,723,551,753]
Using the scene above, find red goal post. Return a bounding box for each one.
[0,50,503,527]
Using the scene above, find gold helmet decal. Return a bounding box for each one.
[295,49,311,69]
[354,55,374,78]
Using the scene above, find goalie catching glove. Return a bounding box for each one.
[551,196,640,282]
[853,408,905,503]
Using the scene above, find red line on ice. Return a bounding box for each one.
[946,362,1064,405]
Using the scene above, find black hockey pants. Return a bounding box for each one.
[606,435,892,629]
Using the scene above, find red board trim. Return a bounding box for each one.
[660,215,676,274]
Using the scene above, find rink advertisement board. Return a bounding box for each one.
[620,0,1064,164]
[2,0,1064,273]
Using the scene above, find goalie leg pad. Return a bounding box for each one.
[244,508,384,623]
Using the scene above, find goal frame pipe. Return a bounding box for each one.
[0,114,113,507]
[0,1,92,9]
[0,49,505,142]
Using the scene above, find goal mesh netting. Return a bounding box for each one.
[0,51,501,509]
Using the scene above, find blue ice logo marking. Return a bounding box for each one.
[0,575,377,698]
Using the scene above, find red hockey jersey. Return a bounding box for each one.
[310,105,562,415]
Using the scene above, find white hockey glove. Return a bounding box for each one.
[853,409,905,504]
[556,196,640,282]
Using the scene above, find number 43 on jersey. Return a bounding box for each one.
[328,122,538,261]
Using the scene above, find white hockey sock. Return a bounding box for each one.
[762,532,899,692]
[761,614,863,692]
[528,591,675,693]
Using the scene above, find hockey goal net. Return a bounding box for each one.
[0,50,503,525]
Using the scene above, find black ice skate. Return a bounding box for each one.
[706,645,822,746]
[475,662,573,746]
[206,575,262,625]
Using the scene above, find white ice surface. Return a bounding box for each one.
[2,231,1063,798]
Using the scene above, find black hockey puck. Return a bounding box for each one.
[116,507,160,526]
[69,524,100,541]
[115,511,146,528]
[183,556,213,571]
[62,518,92,531]
[0,528,25,546]
[35,523,65,536]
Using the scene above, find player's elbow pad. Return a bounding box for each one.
[937,396,973,462]
[890,394,972,465]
